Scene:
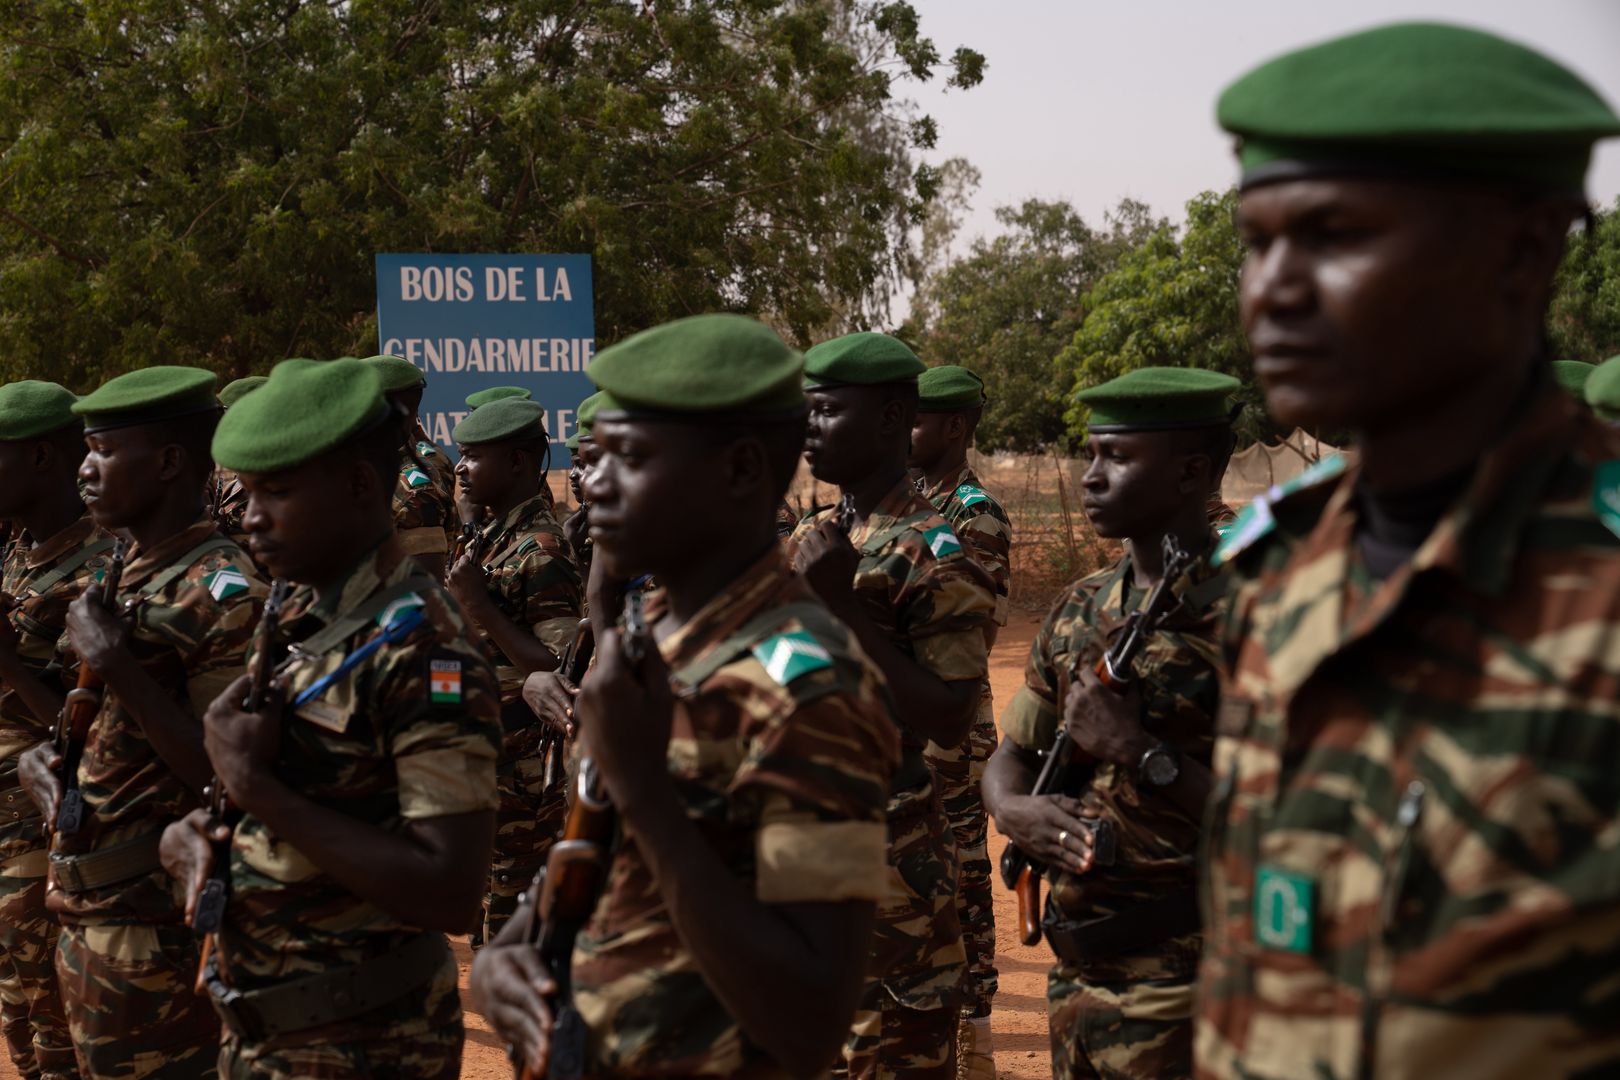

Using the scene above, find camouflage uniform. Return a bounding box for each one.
[1197,388,1620,1079]
[0,515,110,1080]
[49,515,265,1080]
[570,550,898,1076]
[464,492,582,946]
[1001,543,1225,1080]
[209,537,500,1080]
[920,464,1011,1018]
[392,423,457,564]
[792,478,996,1079]
[208,470,249,550]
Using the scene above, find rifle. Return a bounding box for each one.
[193,578,290,993]
[833,493,857,536]
[998,532,1195,947]
[540,618,594,791]
[449,516,489,581]
[513,589,647,1080]
[53,536,129,835]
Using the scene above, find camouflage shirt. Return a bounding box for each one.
[922,463,1012,630]
[1197,388,1620,1080]
[471,492,583,703]
[0,514,113,773]
[1001,543,1225,983]
[393,422,457,559]
[572,550,897,1077]
[209,467,250,548]
[222,538,500,999]
[52,515,265,924]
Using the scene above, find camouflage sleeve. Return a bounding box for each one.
[723,650,898,905]
[512,537,583,655]
[150,553,266,716]
[378,631,502,820]
[898,552,995,684]
[957,510,1012,627]
[1000,584,1095,752]
[394,462,456,557]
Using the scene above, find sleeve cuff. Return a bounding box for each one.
[1000,687,1058,752]
[399,527,449,556]
[397,746,499,818]
[755,820,889,903]
[914,628,990,683]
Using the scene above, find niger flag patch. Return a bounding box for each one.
[429,657,463,704]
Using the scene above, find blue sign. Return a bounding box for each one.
[375,253,595,455]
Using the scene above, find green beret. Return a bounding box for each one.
[1552,360,1595,397]
[1218,22,1620,193]
[72,366,220,434]
[588,314,804,415]
[575,391,606,439]
[219,376,268,409]
[1584,354,1620,421]
[565,433,582,452]
[213,357,390,473]
[0,381,80,440]
[361,354,426,392]
[1076,367,1242,433]
[465,386,532,409]
[803,332,925,388]
[453,398,548,445]
[917,365,986,412]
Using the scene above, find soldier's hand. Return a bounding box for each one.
[65,584,129,672]
[994,792,1096,875]
[522,671,578,739]
[576,619,676,808]
[470,907,558,1075]
[202,673,284,809]
[1063,663,1152,768]
[17,742,62,825]
[161,809,229,920]
[445,551,489,609]
[563,506,591,555]
[794,519,859,609]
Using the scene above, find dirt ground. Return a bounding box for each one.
[453,611,1053,1080]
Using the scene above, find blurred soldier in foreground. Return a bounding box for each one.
[984,368,1238,1080]
[1199,22,1620,1080]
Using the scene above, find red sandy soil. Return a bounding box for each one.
[454,611,1053,1080]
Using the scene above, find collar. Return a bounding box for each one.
[650,547,793,671]
[921,461,977,504]
[120,514,221,591]
[22,513,100,570]
[304,534,414,624]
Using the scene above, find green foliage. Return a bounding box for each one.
[1549,197,1620,363]
[1056,189,1268,445]
[0,0,983,385]
[906,196,1163,453]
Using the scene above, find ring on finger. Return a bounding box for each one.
[1058,828,1069,851]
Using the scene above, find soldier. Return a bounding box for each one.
[16,367,266,1080]
[359,355,457,580]
[0,383,109,1080]
[209,377,266,552]
[158,357,501,1078]
[471,313,898,1076]
[907,363,1010,1073]
[1198,22,1620,1080]
[456,388,536,525]
[446,398,583,946]
[790,332,996,1080]
[982,368,1240,1080]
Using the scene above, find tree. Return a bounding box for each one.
[1055,189,1269,445]
[905,196,1163,452]
[0,0,983,385]
[1549,196,1620,364]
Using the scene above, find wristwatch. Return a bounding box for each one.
[1138,741,1180,787]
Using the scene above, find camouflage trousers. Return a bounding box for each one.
[56,921,221,1080]
[473,733,567,949]
[218,954,463,1079]
[839,784,966,1079]
[1045,965,1194,1080]
[923,688,998,1016]
[0,821,77,1080]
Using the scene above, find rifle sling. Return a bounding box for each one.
[135,536,239,597]
[290,576,438,660]
[669,601,827,692]
[26,536,116,595]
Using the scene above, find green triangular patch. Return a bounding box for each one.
[956,483,990,508]
[416,441,438,457]
[1593,461,1620,540]
[404,467,430,489]
[751,630,833,686]
[923,524,962,558]
[377,593,426,628]
[206,567,249,601]
[1211,498,1274,568]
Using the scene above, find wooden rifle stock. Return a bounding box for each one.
[53,536,128,835]
[514,592,646,1080]
[193,578,290,994]
[998,534,1194,946]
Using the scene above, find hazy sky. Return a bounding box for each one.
[905,0,1620,245]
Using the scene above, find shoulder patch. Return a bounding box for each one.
[377,593,427,629]
[956,483,990,508]
[1211,453,1348,568]
[751,630,834,687]
[428,650,463,704]
[1593,461,1620,540]
[1271,453,1348,502]
[923,523,962,558]
[416,441,438,457]
[403,467,431,489]
[205,566,250,601]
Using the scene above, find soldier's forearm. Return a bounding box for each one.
[821,600,976,745]
[470,600,560,676]
[981,737,1040,824]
